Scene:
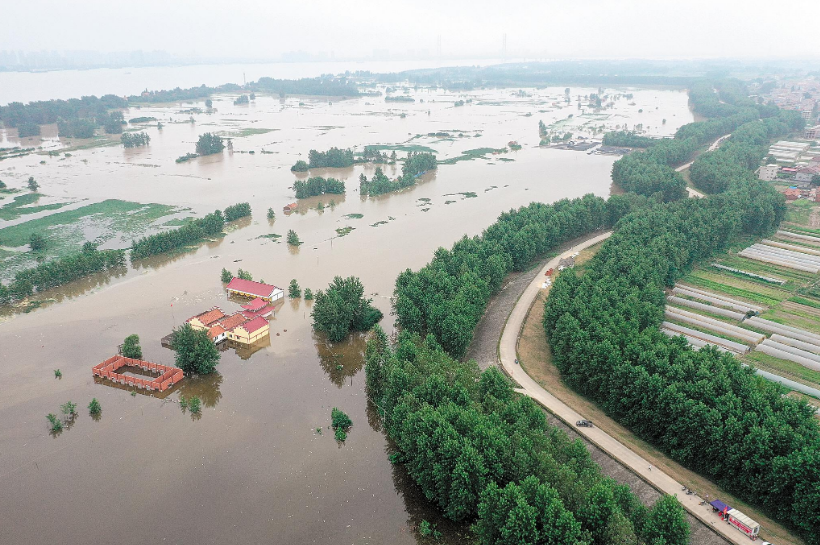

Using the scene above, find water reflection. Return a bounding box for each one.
[314,330,367,388]
[178,371,223,408]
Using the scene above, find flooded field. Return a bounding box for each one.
[0,84,693,544]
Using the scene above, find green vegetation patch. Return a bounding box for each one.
[360,144,436,154]
[439,147,507,165]
[0,193,70,221]
[335,226,355,237]
[370,221,388,227]
[343,213,364,219]
[0,199,177,280]
[257,233,282,240]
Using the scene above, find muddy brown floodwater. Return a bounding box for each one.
[0,84,693,544]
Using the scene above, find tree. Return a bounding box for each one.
[195,133,225,155]
[205,99,213,109]
[121,334,143,359]
[237,268,252,281]
[221,268,233,283]
[171,323,220,375]
[27,176,39,192]
[224,202,251,221]
[267,207,276,220]
[46,413,62,433]
[60,401,77,418]
[812,174,820,187]
[643,495,689,545]
[29,233,46,251]
[291,160,309,172]
[88,398,102,416]
[312,276,383,342]
[288,279,301,298]
[331,407,352,441]
[304,288,313,300]
[287,230,301,246]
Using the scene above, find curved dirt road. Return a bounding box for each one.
[498,230,754,545]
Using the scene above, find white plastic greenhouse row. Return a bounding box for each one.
[661,322,747,353]
[738,246,820,273]
[664,307,764,344]
[776,230,820,244]
[666,296,746,321]
[672,285,761,313]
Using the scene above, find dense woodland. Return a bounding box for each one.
[130,210,225,260]
[365,330,688,545]
[121,132,150,148]
[252,76,359,97]
[0,243,125,306]
[305,147,355,169]
[393,194,628,357]
[544,82,818,545]
[293,176,345,199]
[389,78,819,544]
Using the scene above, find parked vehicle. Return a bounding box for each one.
[576,420,593,427]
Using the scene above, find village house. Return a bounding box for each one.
[796,165,820,184]
[225,278,285,302]
[785,186,802,200]
[186,307,226,330]
[756,164,779,181]
[226,316,270,345]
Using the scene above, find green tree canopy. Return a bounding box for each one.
[171,323,220,375]
[312,276,382,342]
[121,334,142,359]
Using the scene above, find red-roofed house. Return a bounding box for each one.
[218,313,249,331]
[785,186,801,200]
[207,324,227,344]
[242,298,267,311]
[187,307,226,330]
[226,278,284,302]
[227,316,269,344]
[283,202,298,213]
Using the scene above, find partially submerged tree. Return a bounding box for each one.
[288,279,301,298]
[171,323,220,375]
[121,334,142,359]
[220,268,233,283]
[312,276,382,342]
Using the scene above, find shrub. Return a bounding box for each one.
[60,401,77,417]
[46,413,63,433]
[287,230,301,246]
[188,396,202,414]
[304,288,313,300]
[88,398,101,416]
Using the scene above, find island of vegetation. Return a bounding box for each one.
[121,132,150,148]
[0,242,125,306]
[293,177,345,199]
[292,147,354,171]
[130,210,225,261]
[359,152,437,196]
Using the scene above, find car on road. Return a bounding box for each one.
[576,420,593,427]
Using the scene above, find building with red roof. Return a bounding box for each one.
[226,278,284,302]
[227,316,269,345]
[187,307,226,330]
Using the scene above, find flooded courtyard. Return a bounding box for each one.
[0,80,693,544]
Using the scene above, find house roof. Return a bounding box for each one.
[218,313,248,331]
[242,297,267,311]
[226,278,277,298]
[241,305,274,320]
[241,316,269,334]
[207,324,226,339]
[187,307,226,326]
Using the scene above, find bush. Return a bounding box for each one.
[46,413,62,433]
[267,207,275,220]
[27,176,39,191]
[331,407,352,441]
[287,230,301,246]
[60,401,77,417]
[121,334,142,359]
[304,288,313,300]
[88,398,101,416]
[171,323,220,375]
[290,160,309,172]
[29,233,46,251]
[312,276,383,342]
[188,396,202,414]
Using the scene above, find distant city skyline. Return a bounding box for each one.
[2,0,819,70]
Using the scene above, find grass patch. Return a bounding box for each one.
[257,233,281,240]
[162,217,194,227]
[784,199,816,225]
[370,221,388,227]
[335,226,355,237]
[343,213,363,219]
[360,144,437,154]
[438,147,508,165]
[0,193,70,221]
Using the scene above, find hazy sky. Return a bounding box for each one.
[3,0,819,60]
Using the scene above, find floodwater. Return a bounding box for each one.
[0,83,693,544]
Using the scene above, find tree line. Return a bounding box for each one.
[393,194,630,357]
[121,132,150,148]
[301,147,355,169]
[544,86,819,543]
[294,176,345,199]
[0,243,125,306]
[365,330,689,545]
[690,111,803,194]
[0,94,127,135]
[223,202,251,222]
[601,131,657,148]
[130,210,225,260]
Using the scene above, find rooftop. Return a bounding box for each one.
[187,307,226,327]
[218,313,248,331]
[226,278,279,298]
[241,316,269,334]
[242,298,267,311]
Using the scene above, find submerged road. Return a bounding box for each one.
[497,230,754,545]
